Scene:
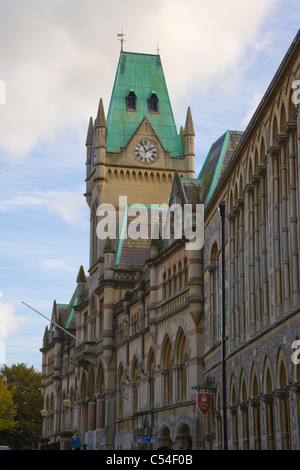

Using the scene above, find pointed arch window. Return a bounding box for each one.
[162,335,173,405]
[148,349,156,408]
[118,363,124,418]
[148,92,159,113]
[175,328,188,402]
[132,357,139,414]
[126,90,137,111]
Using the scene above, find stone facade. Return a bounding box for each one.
[40,32,300,450]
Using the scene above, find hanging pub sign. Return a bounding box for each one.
[196,392,211,415]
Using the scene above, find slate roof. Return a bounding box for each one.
[198,130,243,205]
[114,205,168,268]
[106,52,184,157]
[180,178,203,205]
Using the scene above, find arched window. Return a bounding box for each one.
[132,357,139,414]
[251,372,261,450]
[230,381,238,450]
[126,90,137,111]
[118,363,124,417]
[278,358,291,449]
[162,271,167,299]
[148,93,159,113]
[167,268,172,297]
[96,362,105,428]
[209,243,219,346]
[87,367,95,397]
[175,328,188,402]
[89,297,96,341]
[148,349,156,408]
[99,299,104,338]
[240,374,249,450]
[162,335,173,405]
[264,365,276,449]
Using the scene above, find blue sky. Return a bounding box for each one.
[0,0,299,371]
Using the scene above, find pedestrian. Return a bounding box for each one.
[72,433,81,450]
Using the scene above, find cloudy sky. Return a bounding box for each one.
[0,0,299,371]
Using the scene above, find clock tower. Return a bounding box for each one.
[85,50,195,277]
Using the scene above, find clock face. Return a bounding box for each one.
[135,140,157,163]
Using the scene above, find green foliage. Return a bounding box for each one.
[0,377,16,432]
[0,363,43,450]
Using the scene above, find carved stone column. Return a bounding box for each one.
[239,401,249,450]
[268,146,283,317]
[276,389,291,450]
[215,410,223,450]
[208,264,217,347]
[96,396,105,429]
[246,183,256,336]
[257,164,269,326]
[276,133,291,312]
[233,205,240,344]
[262,393,276,450]
[88,398,96,432]
[237,197,246,343]
[292,383,300,449]
[228,211,236,349]
[229,405,239,450]
[252,174,262,331]
[285,121,300,306]
[80,399,88,435]
[250,398,261,450]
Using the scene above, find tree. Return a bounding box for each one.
[0,363,43,450]
[0,377,16,432]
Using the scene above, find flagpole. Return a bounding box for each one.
[21,301,82,344]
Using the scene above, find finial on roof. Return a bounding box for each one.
[117,28,126,52]
[95,98,106,128]
[104,236,115,254]
[86,117,94,146]
[184,107,195,136]
[76,265,87,283]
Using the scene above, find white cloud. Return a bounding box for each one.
[0,291,27,341]
[240,91,265,128]
[37,258,74,272]
[48,189,86,225]
[0,187,86,225]
[0,195,48,212]
[0,0,280,160]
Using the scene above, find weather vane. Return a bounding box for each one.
[156,42,160,56]
[117,29,126,52]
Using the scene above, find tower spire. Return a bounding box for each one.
[184,106,195,137]
[95,98,106,129]
[85,117,94,146]
[184,106,195,177]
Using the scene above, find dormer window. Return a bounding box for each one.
[126,90,137,111]
[148,92,159,113]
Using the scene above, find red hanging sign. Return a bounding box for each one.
[196,392,211,415]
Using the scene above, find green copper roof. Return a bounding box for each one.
[106,52,184,157]
[198,130,243,206]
